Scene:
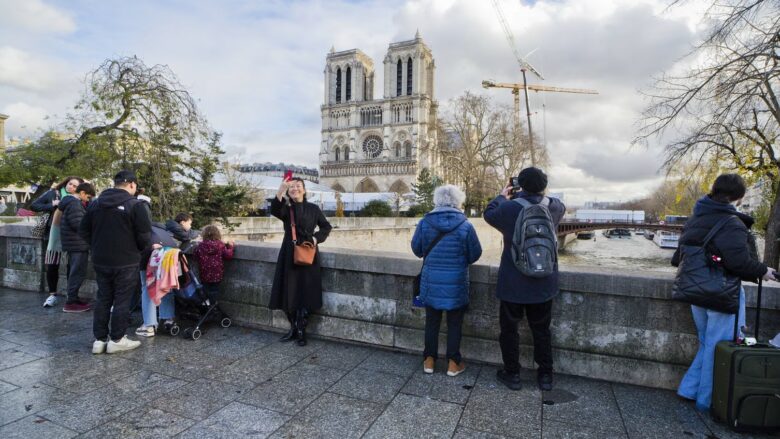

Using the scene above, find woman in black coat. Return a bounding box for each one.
[672,174,776,411]
[269,177,332,346]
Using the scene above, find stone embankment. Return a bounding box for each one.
[1,222,777,390]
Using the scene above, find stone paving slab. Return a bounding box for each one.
[0,288,778,438]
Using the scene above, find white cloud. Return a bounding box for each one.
[0,46,71,92]
[0,0,76,34]
[1,102,49,138]
[0,0,708,205]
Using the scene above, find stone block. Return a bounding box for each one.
[219,301,272,327]
[321,291,396,324]
[308,314,394,346]
[3,269,43,291]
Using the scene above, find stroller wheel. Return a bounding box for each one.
[220,317,232,328]
[169,324,180,336]
[191,329,202,340]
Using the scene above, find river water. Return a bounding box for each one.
[558,233,676,273]
[481,232,677,273]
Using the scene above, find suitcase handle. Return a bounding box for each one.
[733,278,763,342]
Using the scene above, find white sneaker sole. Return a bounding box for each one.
[447,368,465,377]
[92,343,107,354]
[424,367,434,374]
[106,344,141,354]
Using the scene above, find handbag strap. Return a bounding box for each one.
[701,215,735,247]
[289,206,298,244]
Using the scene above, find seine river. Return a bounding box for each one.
[557,233,676,273]
[481,231,677,273]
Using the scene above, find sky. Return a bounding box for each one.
[0,0,710,205]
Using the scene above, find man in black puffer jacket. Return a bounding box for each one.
[80,170,152,354]
[59,182,95,312]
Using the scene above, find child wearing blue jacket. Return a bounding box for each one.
[411,184,482,377]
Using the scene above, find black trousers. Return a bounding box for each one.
[46,263,60,293]
[499,299,553,374]
[65,251,88,304]
[93,265,137,342]
[423,306,466,364]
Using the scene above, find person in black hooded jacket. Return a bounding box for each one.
[59,182,95,312]
[673,174,776,412]
[80,170,152,354]
[165,212,199,251]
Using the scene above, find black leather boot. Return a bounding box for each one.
[296,309,308,347]
[279,313,298,342]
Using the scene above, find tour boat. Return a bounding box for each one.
[602,228,632,239]
[653,230,679,249]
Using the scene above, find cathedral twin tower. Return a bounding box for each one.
[319,32,442,194]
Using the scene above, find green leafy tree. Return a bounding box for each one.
[0,56,211,210]
[411,167,442,213]
[360,199,392,217]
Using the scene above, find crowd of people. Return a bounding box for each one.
[29,167,776,416]
[31,170,236,353]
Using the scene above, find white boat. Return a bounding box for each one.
[653,230,679,249]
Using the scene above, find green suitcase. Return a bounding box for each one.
[711,280,780,432]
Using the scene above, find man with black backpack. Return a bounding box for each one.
[80,170,152,354]
[484,167,565,391]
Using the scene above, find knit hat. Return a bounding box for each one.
[517,167,548,193]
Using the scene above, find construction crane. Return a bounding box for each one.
[486,0,598,166]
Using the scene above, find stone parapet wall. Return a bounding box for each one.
[1,223,778,390]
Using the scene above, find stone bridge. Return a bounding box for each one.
[0,223,777,391]
[556,221,684,237]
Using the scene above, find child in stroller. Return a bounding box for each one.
[178,224,235,340]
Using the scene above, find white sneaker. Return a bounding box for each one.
[92,339,107,354]
[135,326,155,337]
[43,295,58,307]
[106,336,141,354]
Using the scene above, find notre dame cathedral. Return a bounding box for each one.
[318,32,442,193]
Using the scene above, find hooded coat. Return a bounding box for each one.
[268,196,332,313]
[194,239,234,283]
[165,219,199,245]
[58,196,89,252]
[483,191,566,304]
[79,188,152,268]
[411,207,482,310]
[671,195,766,282]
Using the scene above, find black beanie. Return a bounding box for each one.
[517,167,548,193]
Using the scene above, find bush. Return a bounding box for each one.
[360,199,393,217]
[405,204,428,217]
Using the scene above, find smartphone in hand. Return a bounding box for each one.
[283,170,293,181]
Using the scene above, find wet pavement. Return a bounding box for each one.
[0,288,775,438]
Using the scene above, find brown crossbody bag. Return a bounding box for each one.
[290,206,316,266]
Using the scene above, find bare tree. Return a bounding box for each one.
[438,92,533,212]
[635,0,780,265]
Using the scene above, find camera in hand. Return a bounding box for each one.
[510,177,521,193]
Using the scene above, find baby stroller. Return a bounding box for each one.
[174,253,232,340]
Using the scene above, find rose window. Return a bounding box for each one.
[362,135,383,159]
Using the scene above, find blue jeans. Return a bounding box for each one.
[678,288,746,411]
[140,271,175,327]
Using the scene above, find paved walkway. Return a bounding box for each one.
[0,288,774,438]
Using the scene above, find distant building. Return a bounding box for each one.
[741,179,767,214]
[237,162,319,183]
[318,32,442,194]
[0,114,7,151]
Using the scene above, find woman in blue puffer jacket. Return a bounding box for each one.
[411,184,482,377]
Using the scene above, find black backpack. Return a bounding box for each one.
[511,197,558,278]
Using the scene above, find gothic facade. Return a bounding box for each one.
[318,32,441,193]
